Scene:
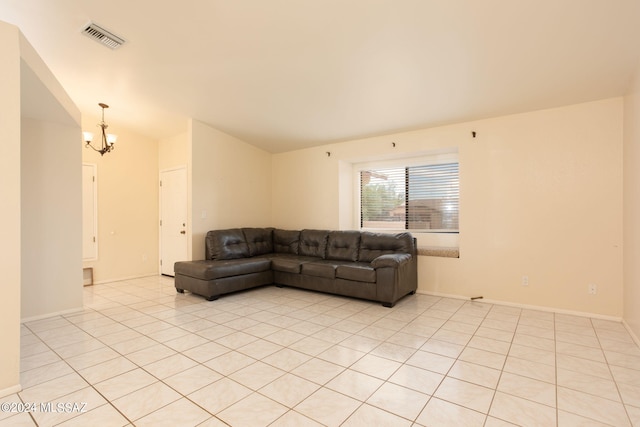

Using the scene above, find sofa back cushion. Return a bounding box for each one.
[206,229,250,260]
[358,232,414,262]
[273,229,300,254]
[299,229,329,258]
[243,228,274,256]
[326,231,361,261]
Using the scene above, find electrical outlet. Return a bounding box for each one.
[522,275,529,286]
[588,284,597,295]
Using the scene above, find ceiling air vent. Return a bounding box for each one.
[82,22,126,50]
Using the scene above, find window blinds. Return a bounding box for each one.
[360,162,459,231]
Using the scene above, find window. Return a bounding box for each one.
[359,161,459,232]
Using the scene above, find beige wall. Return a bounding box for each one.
[272,98,624,317]
[0,21,22,397]
[0,21,82,396]
[21,119,83,319]
[624,65,640,341]
[450,99,622,316]
[272,147,341,230]
[82,116,159,283]
[190,119,272,260]
[159,131,188,171]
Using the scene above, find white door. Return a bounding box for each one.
[160,167,188,276]
[82,163,98,260]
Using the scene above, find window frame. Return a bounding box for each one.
[353,152,459,234]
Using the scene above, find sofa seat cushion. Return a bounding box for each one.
[301,261,341,279]
[175,258,271,280]
[335,263,376,283]
[270,256,315,274]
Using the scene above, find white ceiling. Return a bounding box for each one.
[2,0,640,153]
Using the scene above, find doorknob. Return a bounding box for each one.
[180,230,186,234]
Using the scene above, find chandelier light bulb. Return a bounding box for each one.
[83,131,94,143]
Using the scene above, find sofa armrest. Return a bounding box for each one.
[371,253,412,268]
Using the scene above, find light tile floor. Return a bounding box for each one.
[2,275,640,426]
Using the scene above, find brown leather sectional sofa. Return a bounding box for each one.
[174,228,417,307]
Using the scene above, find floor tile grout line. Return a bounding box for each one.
[79,279,232,424]
[204,286,433,425]
[22,288,245,425]
[480,302,522,427]
[267,292,444,425]
[553,313,634,426]
[590,316,635,427]
[74,283,381,424]
[21,318,136,427]
[398,298,497,425]
[13,277,640,427]
[149,280,640,424]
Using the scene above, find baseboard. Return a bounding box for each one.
[20,275,163,323]
[0,383,22,399]
[415,289,623,322]
[92,273,160,285]
[622,319,640,348]
[21,307,84,324]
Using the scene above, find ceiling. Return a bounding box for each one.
[2,0,640,153]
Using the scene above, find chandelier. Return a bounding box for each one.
[83,103,117,156]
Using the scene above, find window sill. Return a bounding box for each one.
[417,246,459,258]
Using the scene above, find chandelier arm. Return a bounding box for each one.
[83,103,115,156]
[85,141,102,153]
[101,125,108,150]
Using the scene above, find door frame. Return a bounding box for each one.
[82,162,98,262]
[159,166,189,276]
